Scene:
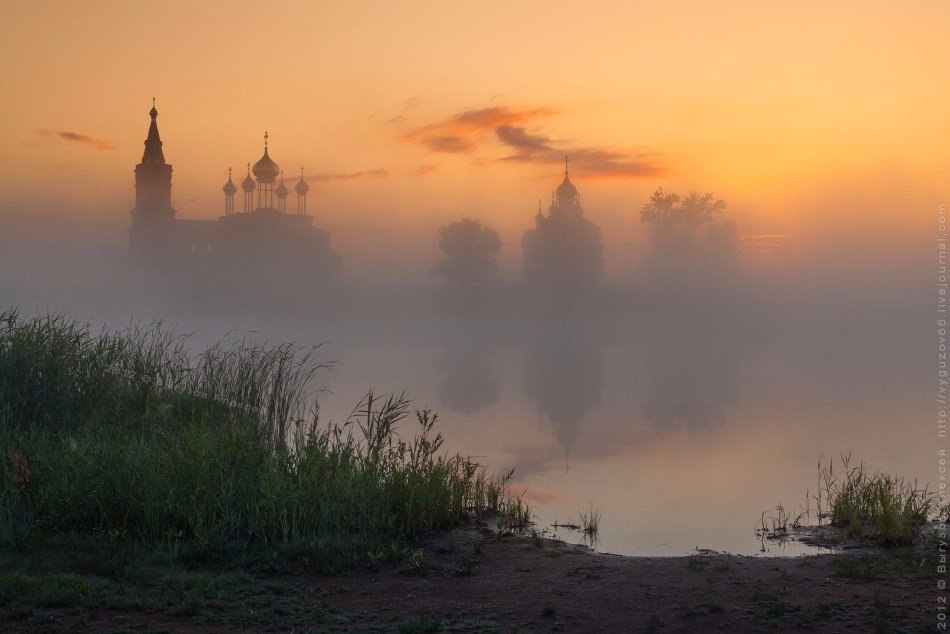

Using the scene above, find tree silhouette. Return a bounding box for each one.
[433,218,501,286]
[640,188,737,287]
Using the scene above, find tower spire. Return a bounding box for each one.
[142,99,165,164]
[564,155,569,176]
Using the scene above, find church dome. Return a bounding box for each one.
[252,132,280,183]
[241,165,256,192]
[556,172,577,202]
[252,148,279,182]
[295,173,310,195]
[275,178,288,199]
[223,171,237,195]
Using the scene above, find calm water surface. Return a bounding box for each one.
[298,295,930,557]
[10,283,929,557]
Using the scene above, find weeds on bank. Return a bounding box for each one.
[758,453,937,547]
[814,454,936,546]
[579,503,601,541]
[551,503,601,546]
[0,309,530,570]
[755,503,806,544]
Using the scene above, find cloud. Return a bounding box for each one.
[497,125,667,179]
[416,163,441,175]
[35,128,114,151]
[400,106,556,154]
[311,168,389,182]
[399,104,668,179]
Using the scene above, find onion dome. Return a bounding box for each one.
[275,172,289,199]
[295,167,310,194]
[556,156,577,204]
[251,131,280,183]
[241,163,256,192]
[223,167,237,195]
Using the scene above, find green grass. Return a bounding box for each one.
[0,533,346,629]
[0,309,529,568]
[815,454,936,546]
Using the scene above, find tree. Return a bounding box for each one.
[639,188,737,287]
[433,218,502,286]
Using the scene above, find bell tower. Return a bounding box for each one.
[130,99,176,253]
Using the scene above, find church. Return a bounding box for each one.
[522,159,604,292]
[129,101,340,278]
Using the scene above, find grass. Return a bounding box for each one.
[758,453,938,548]
[579,503,601,541]
[814,453,936,546]
[0,534,346,629]
[0,309,529,569]
[755,503,806,543]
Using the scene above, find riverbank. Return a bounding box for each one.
[2,526,934,632]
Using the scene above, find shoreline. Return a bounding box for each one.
[4,526,934,632]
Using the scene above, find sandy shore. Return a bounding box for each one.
[30,526,929,633]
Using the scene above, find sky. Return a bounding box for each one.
[1,0,947,283]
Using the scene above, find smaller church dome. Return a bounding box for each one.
[241,164,256,192]
[223,170,237,195]
[275,178,288,199]
[295,171,310,195]
[555,156,578,206]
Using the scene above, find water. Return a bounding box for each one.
[296,292,929,557]
[6,282,929,557]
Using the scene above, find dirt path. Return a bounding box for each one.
[6,529,934,632]
[313,530,932,632]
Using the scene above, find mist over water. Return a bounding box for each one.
[0,190,931,557]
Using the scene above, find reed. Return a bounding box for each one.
[0,310,529,567]
[815,454,935,546]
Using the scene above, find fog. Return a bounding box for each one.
[0,162,935,555]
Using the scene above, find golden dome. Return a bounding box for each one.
[251,132,280,183]
[241,163,256,192]
[223,167,237,195]
[295,168,310,194]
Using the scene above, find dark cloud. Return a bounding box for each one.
[399,104,668,179]
[35,128,114,151]
[400,106,556,154]
[497,125,667,179]
[311,168,389,182]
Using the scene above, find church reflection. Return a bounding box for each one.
[522,316,605,470]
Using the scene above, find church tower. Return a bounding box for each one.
[130,99,176,253]
[522,157,604,293]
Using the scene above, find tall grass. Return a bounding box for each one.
[0,310,529,565]
[815,454,936,546]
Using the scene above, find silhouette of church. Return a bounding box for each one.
[129,101,340,276]
[522,158,604,291]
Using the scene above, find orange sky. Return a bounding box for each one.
[1,0,947,281]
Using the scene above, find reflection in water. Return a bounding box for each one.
[523,317,605,469]
[639,311,739,432]
[437,342,500,415]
